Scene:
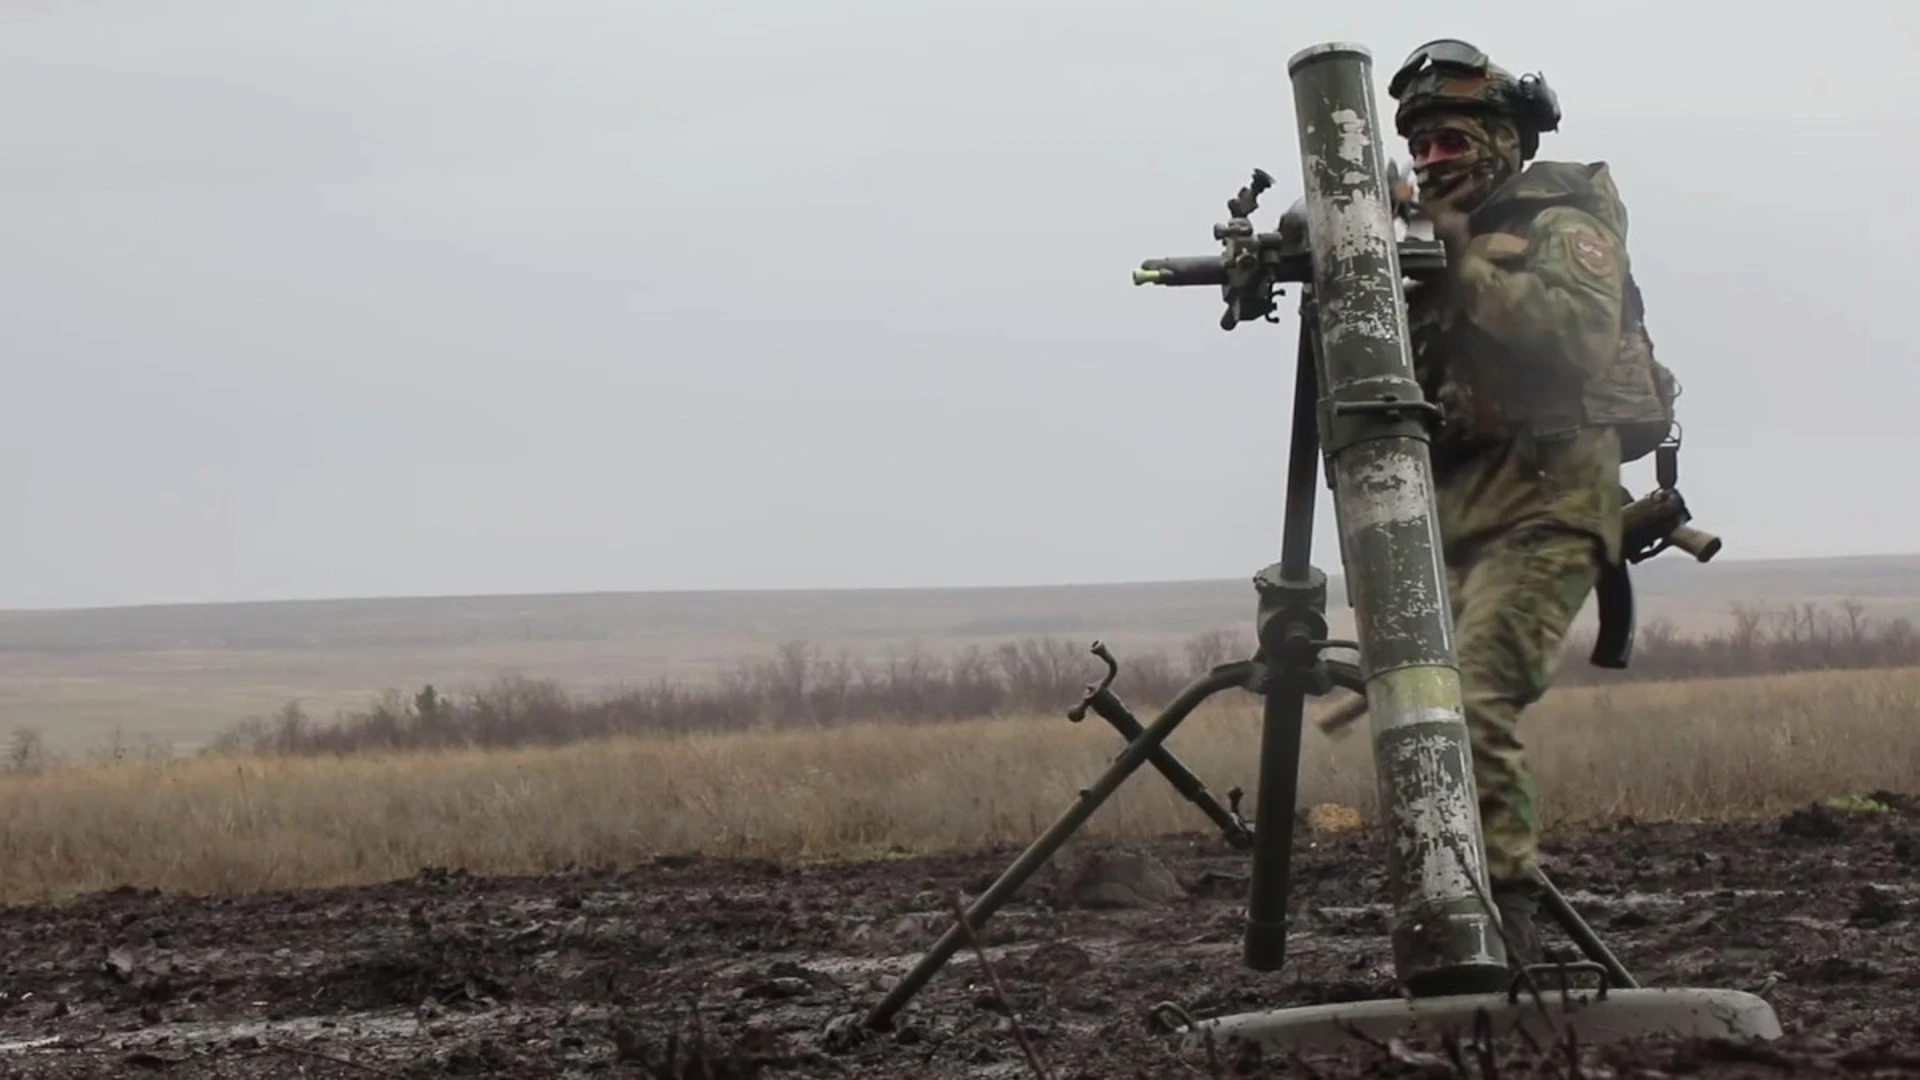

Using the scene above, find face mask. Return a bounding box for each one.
[1406,112,1521,210]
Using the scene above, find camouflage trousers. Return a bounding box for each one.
[1447,526,1602,887]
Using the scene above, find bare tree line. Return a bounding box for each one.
[193,600,1920,758]
[1555,600,1918,685]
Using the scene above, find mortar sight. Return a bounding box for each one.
[1133,171,1446,330]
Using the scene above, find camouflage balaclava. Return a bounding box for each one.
[1402,111,1523,211]
[1389,40,1549,212]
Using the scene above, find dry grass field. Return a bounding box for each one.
[1,664,1913,906]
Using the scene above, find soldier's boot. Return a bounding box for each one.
[1491,881,1543,972]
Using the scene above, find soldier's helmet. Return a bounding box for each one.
[1388,39,1561,160]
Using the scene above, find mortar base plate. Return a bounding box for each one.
[1178,987,1781,1054]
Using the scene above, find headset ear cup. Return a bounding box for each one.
[1519,73,1561,133]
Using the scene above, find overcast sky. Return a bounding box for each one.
[3,1,1916,610]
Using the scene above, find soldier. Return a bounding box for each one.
[1386,40,1677,968]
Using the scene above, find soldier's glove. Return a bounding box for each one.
[1420,201,1471,263]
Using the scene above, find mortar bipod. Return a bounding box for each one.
[859,653,1261,1032]
[860,252,1446,1030]
[859,293,1395,1031]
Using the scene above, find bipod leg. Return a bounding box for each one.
[1069,642,1253,849]
[1242,299,1337,971]
[861,658,1254,1032]
[1533,867,1639,989]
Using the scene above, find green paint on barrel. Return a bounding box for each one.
[1285,41,1509,996]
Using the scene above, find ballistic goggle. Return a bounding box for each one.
[1388,39,1495,99]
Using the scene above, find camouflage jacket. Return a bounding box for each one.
[1406,161,1668,564]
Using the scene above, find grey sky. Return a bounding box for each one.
[4,1,1917,610]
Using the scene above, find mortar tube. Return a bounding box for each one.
[1287,41,1507,995]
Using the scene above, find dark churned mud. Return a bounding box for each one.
[2,795,1919,1078]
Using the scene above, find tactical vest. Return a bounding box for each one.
[1407,162,1679,464]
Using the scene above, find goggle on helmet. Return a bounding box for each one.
[1388,39,1562,159]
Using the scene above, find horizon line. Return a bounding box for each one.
[3,549,1915,618]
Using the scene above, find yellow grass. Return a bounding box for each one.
[0,666,1915,906]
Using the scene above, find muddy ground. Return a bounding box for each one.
[1,796,1918,1078]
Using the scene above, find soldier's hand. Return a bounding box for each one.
[1420,200,1470,258]
[1387,160,1417,219]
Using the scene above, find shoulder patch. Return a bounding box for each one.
[1568,225,1618,277]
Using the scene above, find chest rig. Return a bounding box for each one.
[1406,162,1678,465]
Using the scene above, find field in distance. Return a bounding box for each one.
[2,552,1917,754]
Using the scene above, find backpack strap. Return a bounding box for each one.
[1632,274,1683,490]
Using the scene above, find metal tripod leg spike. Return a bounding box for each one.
[860,36,1781,1055]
